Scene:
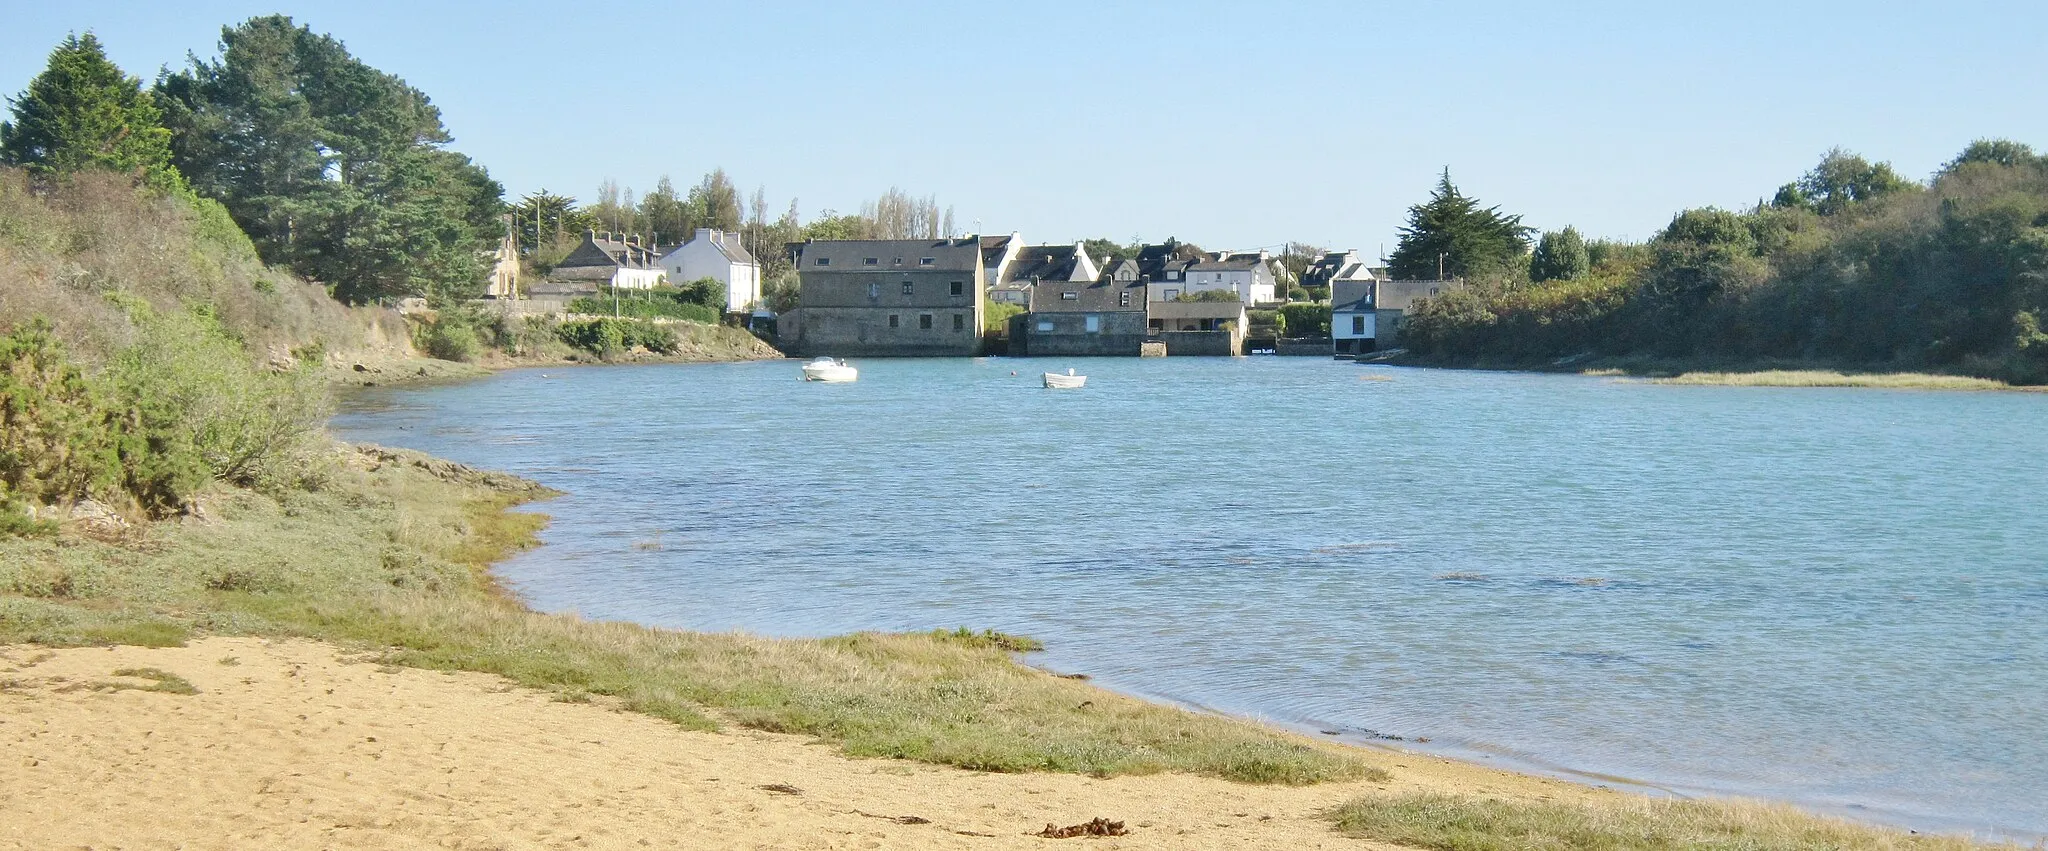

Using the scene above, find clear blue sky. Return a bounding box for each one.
[6,0,2044,255]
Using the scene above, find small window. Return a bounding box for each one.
[892,257,902,265]
[949,281,963,297]
[868,282,880,299]
[1118,291,1131,307]
[1085,314,1100,333]
[1167,271,1179,280]
[889,314,900,328]
[1036,320,1055,332]
[953,314,965,331]
[863,257,879,266]
[1060,291,1078,300]
[1164,289,1179,300]
[919,313,933,330]
[920,257,936,266]
[1352,315,1366,334]
[815,257,830,266]
[902,281,914,295]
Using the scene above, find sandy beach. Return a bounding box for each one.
[0,637,1595,850]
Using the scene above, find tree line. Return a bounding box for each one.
[1,21,975,315]
[1379,146,2048,383]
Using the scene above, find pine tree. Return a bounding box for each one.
[0,32,184,192]
[1529,226,1590,283]
[1387,169,1531,280]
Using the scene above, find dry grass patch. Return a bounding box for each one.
[1649,370,2008,390]
[1327,792,2015,850]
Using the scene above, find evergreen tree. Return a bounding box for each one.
[1387,169,1532,280]
[0,33,184,192]
[156,15,502,304]
[1529,226,1590,283]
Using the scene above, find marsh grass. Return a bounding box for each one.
[1649,370,2009,390]
[0,442,1367,784]
[1327,793,2017,851]
[106,667,198,695]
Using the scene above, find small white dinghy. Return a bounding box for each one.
[801,356,857,383]
[1043,367,1086,389]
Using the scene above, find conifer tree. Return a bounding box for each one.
[0,32,184,192]
[1387,169,1531,280]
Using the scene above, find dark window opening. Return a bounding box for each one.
[953,314,965,331]
[902,281,914,295]
[889,314,900,328]
[919,313,933,330]
[949,281,963,296]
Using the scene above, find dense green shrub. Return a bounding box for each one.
[569,287,721,324]
[556,318,679,357]
[1278,303,1331,337]
[0,321,123,508]
[107,303,330,498]
[418,319,482,362]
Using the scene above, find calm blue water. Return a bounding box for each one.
[333,358,2048,839]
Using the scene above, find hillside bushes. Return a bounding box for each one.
[0,308,330,519]
[555,318,679,357]
[1401,142,2048,383]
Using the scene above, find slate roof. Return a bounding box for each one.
[1376,280,1453,311]
[1147,300,1248,321]
[709,230,756,265]
[556,231,665,273]
[1134,242,1199,281]
[1028,276,1145,313]
[980,234,1015,267]
[797,238,981,272]
[1302,251,1356,288]
[1187,252,1270,273]
[1331,279,1374,313]
[1005,244,1091,284]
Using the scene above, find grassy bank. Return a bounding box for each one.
[0,443,1363,784]
[1327,792,2004,850]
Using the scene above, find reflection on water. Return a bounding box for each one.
[333,357,2048,839]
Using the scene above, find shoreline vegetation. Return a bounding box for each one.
[1381,352,2038,392]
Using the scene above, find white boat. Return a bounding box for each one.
[1043,368,1086,389]
[801,357,857,383]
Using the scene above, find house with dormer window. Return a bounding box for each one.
[778,238,985,356]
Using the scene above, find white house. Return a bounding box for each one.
[1331,278,1376,356]
[994,243,1098,305]
[1177,251,1278,304]
[553,230,666,290]
[659,228,761,313]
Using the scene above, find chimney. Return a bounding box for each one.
[586,228,598,242]
[696,227,714,244]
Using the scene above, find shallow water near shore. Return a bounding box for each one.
[333,357,2048,840]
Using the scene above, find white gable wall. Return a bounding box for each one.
[660,229,761,312]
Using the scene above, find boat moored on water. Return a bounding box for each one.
[801,357,858,383]
[1043,368,1086,389]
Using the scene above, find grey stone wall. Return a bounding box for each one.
[781,306,980,357]
[1275,337,1332,356]
[1156,330,1240,356]
[1012,311,1147,357]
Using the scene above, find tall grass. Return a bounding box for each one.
[1328,793,2016,850]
